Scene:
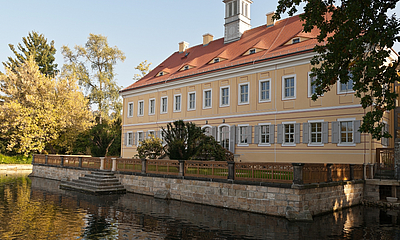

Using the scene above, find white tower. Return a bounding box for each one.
[223,0,253,44]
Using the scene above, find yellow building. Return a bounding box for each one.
[120,0,398,164]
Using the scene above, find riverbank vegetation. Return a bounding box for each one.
[0,154,31,164]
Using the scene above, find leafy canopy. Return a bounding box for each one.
[3,31,58,76]
[0,57,93,156]
[275,0,400,139]
[62,34,126,122]
[133,60,152,81]
[162,120,226,161]
[136,135,164,159]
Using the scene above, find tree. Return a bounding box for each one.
[61,34,126,123]
[3,31,58,76]
[162,120,226,161]
[132,60,152,81]
[0,57,93,156]
[73,117,121,157]
[275,0,400,139]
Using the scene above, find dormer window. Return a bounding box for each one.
[159,72,164,76]
[249,49,256,54]
[184,65,189,70]
[214,58,220,63]
[157,71,167,77]
[292,38,300,44]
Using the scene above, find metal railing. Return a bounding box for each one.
[32,154,372,185]
[376,148,394,171]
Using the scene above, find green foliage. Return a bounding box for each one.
[0,154,31,164]
[2,31,58,76]
[136,135,164,159]
[133,60,152,81]
[275,0,400,139]
[0,57,93,156]
[61,34,126,123]
[73,117,121,157]
[162,120,226,161]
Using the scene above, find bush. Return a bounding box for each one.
[0,154,32,164]
[136,135,164,159]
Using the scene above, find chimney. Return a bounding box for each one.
[266,11,276,27]
[179,41,189,53]
[203,33,214,46]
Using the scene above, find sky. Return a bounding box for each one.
[1,0,399,90]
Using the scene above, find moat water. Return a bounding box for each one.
[1,172,400,240]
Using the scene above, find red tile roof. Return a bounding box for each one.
[121,15,321,93]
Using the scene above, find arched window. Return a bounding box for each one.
[219,125,230,150]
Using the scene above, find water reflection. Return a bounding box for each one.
[1,173,400,239]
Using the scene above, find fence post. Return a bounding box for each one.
[78,157,82,168]
[326,164,333,182]
[292,163,304,185]
[60,156,64,167]
[228,161,235,180]
[349,164,354,180]
[32,155,35,164]
[178,160,185,177]
[141,158,147,174]
[111,158,117,172]
[45,155,48,165]
[100,157,105,170]
[370,163,374,179]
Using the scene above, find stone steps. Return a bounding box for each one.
[60,171,126,194]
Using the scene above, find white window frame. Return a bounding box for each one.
[238,124,250,147]
[337,72,355,94]
[292,38,300,44]
[218,124,231,150]
[137,131,144,146]
[282,74,296,100]
[203,89,212,109]
[307,120,324,147]
[201,125,213,136]
[308,72,318,98]
[173,94,181,112]
[147,130,155,138]
[220,86,230,107]
[337,117,356,146]
[127,131,133,147]
[282,121,296,146]
[137,100,144,116]
[127,102,134,118]
[258,123,271,146]
[188,91,196,111]
[149,98,155,115]
[259,79,271,103]
[238,83,249,105]
[160,96,168,114]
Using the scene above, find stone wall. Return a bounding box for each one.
[31,165,364,220]
[30,165,91,181]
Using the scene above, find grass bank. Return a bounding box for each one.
[0,154,32,164]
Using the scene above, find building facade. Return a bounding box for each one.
[120,0,398,164]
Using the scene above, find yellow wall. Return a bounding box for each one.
[121,62,386,164]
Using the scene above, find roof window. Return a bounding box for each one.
[249,49,256,54]
[184,65,190,70]
[214,58,220,63]
[292,38,300,44]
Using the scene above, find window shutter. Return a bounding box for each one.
[124,133,127,146]
[332,121,339,144]
[212,126,217,139]
[295,123,301,144]
[354,120,361,143]
[303,123,309,144]
[248,126,253,144]
[133,132,136,146]
[254,125,260,144]
[277,124,283,144]
[269,125,275,144]
[230,125,236,153]
[236,127,240,144]
[322,122,329,144]
[385,123,389,146]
